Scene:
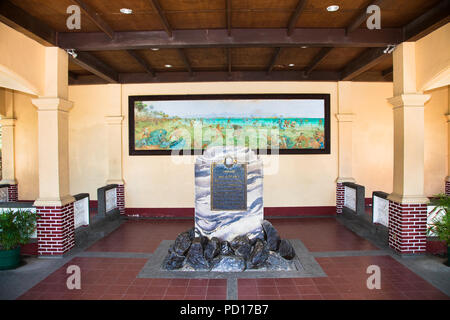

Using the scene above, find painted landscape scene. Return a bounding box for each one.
[133,98,326,152]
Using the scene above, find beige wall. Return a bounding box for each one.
[0,23,45,95]
[351,82,394,197]
[13,91,39,200]
[120,82,338,208]
[8,81,448,205]
[415,23,450,92]
[424,86,448,196]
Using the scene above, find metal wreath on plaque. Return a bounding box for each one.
[211,156,247,211]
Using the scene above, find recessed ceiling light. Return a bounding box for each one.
[326,5,339,12]
[301,46,308,49]
[151,48,160,51]
[120,8,133,14]
[164,64,172,68]
[288,63,295,67]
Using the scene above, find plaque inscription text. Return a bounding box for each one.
[211,162,247,211]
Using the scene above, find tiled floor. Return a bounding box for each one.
[16,217,450,300]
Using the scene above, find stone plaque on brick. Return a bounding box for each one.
[344,186,356,211]
[0,187,8,202]
[105,188,117,212]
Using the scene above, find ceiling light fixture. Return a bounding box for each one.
[301,46,308,49]
[164,64,172,68]
[383,44,396,54]
[288,63,295,67]
[151,48,160,51]
[326,5,340,12]
[120,8,133,14]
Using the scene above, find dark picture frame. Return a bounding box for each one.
[128,94,330,155]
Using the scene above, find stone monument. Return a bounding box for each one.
[162,146,297,272]
[194,146,264,241]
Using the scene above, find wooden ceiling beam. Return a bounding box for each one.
[126,50,155,77]
[267,47,282,75]
[58,28,403,51]
[178,48,193,76]
[382,67,393,77]
[303,47,333,76]
[72,0,114,39]
[148,0,172,37]
[227,48,232,75]
[70,52,118,83]
[69,70,340,85]
[287,0,308,36]
[403,0,450,41]
[340,48,386,81]
[226,0,232,36]
[346,0,387,35]
[0,0,56,46]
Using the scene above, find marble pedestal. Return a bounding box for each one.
[194,146,264,242]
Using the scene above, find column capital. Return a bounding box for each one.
[33,194,75,207]
[0,118,17,127]
[105,115,124,125]
[32,97,73,112]
[388,94,430,109]
[336,177,356,183]
[335,113,355,122]
[387,193,430,205]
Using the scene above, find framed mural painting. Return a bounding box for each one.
[128,94,330,155]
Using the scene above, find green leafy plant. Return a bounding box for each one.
[427,194,450,246]
[0,209,38,251]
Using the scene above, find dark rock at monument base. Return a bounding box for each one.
[219,240,233,255]
[278,239,296,260]
[263,251,292,270]
[173,231,193,255]
[185,237,210,270]
[162,246,185,270]
[249,239,269,266]
[187,227,195,240]
[230,235,252,259]
[210,255,246,272]
[204,237,220,261]
[262,220,281,251]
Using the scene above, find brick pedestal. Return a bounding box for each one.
[446,180,450,196]
[7,184,18,202]
[388,201,427,254]
[36,202,75,256]
[336,183,344,214]
[117,184,125,215]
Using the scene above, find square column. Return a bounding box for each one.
[387,42,430,254]
[32,97,75,256]
[336,82,356,214]
[105,115,125,214]
[0,89,18,200]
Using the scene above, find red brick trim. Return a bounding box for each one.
[7,184,18,202]
[446,181,450,196]
[36,202,75,256]
[388,200,427,254]
[117,185,125,215]
[336,183,344,214]
[125,206,336,218]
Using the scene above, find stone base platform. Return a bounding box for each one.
[138,239,326,279]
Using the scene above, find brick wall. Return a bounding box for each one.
[336,183,344,214]
[117,184,125,215]
[388,201,427,254]
[7,184,18,202]
[36,202,75,256]
[446,181,450,196]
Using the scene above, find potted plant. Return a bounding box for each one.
[0,209,38,270]
[427,194,450,266]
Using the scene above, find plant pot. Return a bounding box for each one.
[0,247,21,270]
